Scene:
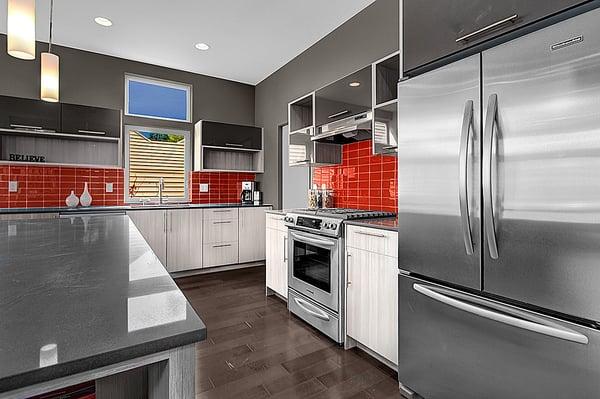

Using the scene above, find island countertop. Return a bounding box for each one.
[0,215,206,393]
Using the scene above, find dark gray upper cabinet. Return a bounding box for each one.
[403,0,587,74]
[315,66,372,126]
[61,103,121,138]
[0,95,60,132]
[200,121,262,150]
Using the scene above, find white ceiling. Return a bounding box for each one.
[0,0,376,85]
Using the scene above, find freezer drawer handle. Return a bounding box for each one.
[413,283,588,345]
[293,297,330,321]
[459,100,475,255]
[455,14,518,43]
[483,94,499,259]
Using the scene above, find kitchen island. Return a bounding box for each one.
[0,215,206,398]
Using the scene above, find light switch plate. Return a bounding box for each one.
[105,182,114,193]
[8,224,16,237]
[199,183,209,193]
[8,181,18,193]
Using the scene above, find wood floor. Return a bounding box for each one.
[175,266,403,399]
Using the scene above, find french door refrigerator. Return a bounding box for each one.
[397,8,600,399]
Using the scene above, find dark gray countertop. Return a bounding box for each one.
[345,217,399,232]
[0,215,207,393]
[0,203,272,215]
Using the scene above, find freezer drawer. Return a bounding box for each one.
[399,274,600,399]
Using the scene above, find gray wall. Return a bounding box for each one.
[0,34,255,132]
[255,0,399,208]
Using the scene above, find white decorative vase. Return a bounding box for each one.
[65,191,79,208]
[80,182,92,207]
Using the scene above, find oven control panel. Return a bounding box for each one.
[284,214,341,237]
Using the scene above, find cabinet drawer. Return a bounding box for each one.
[203,207,239,221]
[346,225,397,256]
[265,213,286,231]
[203,241,239,267]
[203,218,238,243]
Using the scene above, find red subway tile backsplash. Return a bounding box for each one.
[0,164,125,209]
[312,140,398,212]
[190,171,256,204]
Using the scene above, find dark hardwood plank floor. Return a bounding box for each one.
[175,266,403,399]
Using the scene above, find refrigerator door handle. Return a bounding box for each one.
[459,100,474,255]
[413,283,589,345]
[483,94,500,259]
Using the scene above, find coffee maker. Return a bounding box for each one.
[241,181,255,205]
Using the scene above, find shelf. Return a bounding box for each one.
[374,98,398,110]
[289,126,314,136]
[374,52,400,107]
[202,144,262,153]
[288,93,315,133]
[0,161,122,169]
[200,146,264,173]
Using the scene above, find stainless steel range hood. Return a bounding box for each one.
[311,111,372,144]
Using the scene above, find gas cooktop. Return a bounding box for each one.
[284,208,396,237]
[290,208,396,220]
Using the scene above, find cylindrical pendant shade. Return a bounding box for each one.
[7,0,36,60]
[41,52,59,102]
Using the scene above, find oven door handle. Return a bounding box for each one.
[293,297,331,321]
[290,231,336,247]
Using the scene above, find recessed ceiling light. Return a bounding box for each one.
[349,82,361,87]
[94,17,113,27]
[195,42,210,51]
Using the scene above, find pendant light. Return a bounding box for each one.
[7,0,36,60]
[41,0,59,103]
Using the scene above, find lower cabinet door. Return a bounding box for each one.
[166,209,203,272]
[127,210,167,267]
[399,274,600,399]
[265,226,288,298]
[346,248,398,365]
[239,207,268,263]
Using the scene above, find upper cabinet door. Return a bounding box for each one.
[403,0,586,74]
[200,121,262,150]
[0,95,60,132]
[314,66,371,126]
[61,104,121,138]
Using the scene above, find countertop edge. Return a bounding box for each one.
[0,203,273,215]
[344,218,399,232]
[0,328,207,394]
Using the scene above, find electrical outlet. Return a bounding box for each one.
[8,181,18,193]
[199,183,209,193]
[8,224,16,237]
[105,182,114,193]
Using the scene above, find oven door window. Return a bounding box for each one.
[292,241,331,293]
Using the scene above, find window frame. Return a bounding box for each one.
[124,125,191,203]
[124,74,193,123]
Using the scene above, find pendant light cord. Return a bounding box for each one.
[48,0,54,53]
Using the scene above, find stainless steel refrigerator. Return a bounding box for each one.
[397,8,600,399]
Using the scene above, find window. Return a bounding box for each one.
[125,75,192,122]
[125,126,190,202]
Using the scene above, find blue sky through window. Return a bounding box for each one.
[127,79,189,121]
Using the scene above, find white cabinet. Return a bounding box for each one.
[128,209,167,266]
[345,225,398,366]
[202,208,239,268]
[128,208,202,273]
[239,206,269,263]
[265,213,288,298]
[166,209,203,272]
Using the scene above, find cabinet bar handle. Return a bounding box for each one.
[355,231,386,238]
[78,129,106,135]
[10,123,44,130]
[213,210,232,213]
[213,244,232,248]
[456,14,518,43]
[213,221,232,224]
[225,143,243,147]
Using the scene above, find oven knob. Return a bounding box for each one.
[323,223,330,229]
[331,223,337,229]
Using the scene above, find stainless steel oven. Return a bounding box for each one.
[288,229,341,312]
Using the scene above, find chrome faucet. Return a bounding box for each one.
[158,177,165,204]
